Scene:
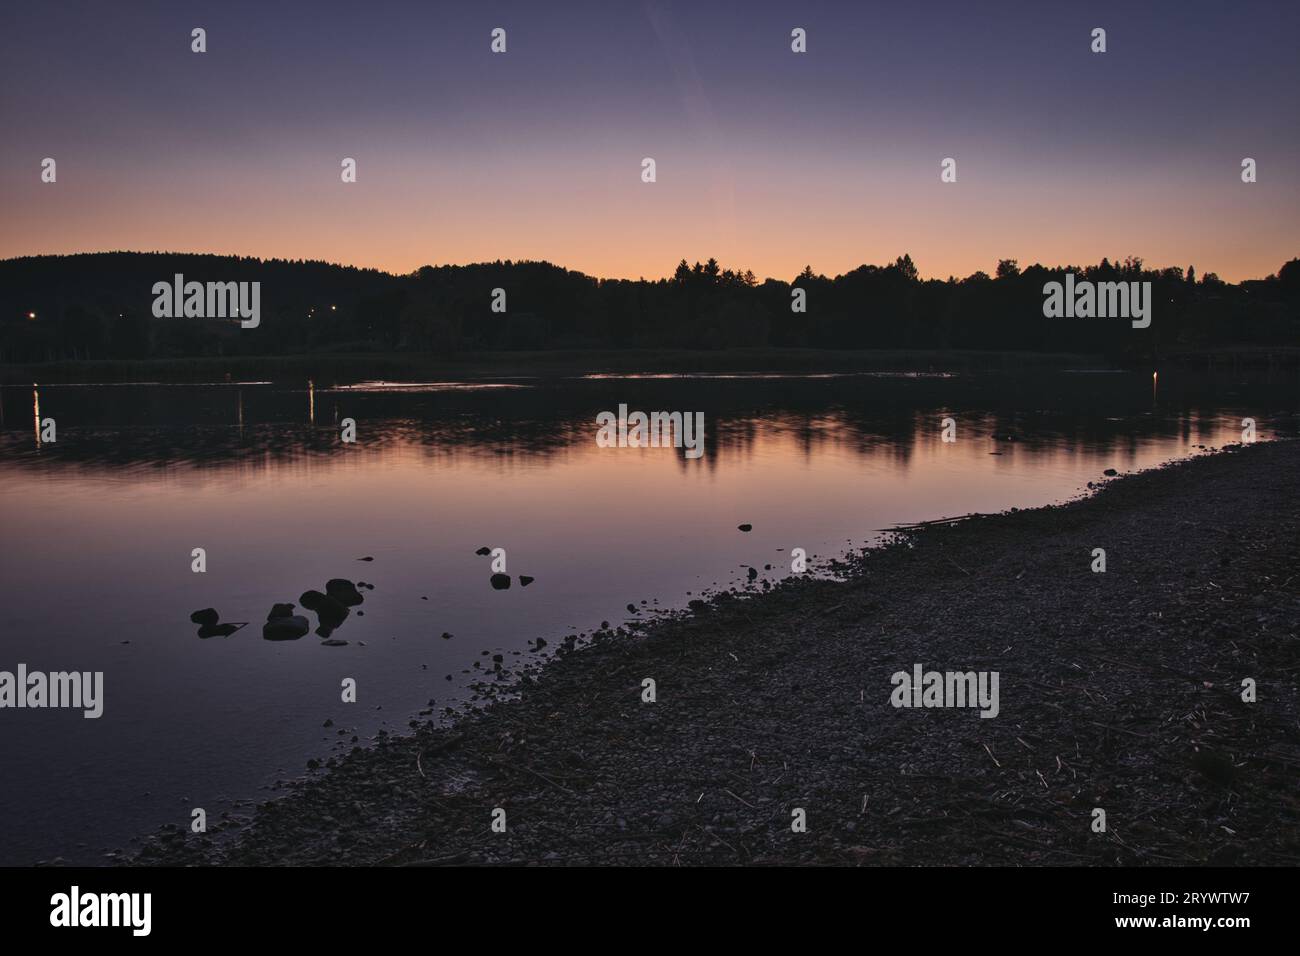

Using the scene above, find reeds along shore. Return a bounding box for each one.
[129,440,1300,867]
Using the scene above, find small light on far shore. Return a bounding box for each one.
[27,311,36,319]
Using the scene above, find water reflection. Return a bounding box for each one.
[0,370,1295,866]
[3,371,1294,478]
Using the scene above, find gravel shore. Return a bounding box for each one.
[132,440,1300,866]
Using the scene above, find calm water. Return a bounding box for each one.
[0,369,1296,864]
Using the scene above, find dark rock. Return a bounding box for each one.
[356,556,374,562]
[263,615,311,641]
[1103,468,1118,476]
[441,632,453,640]
[267,603,295,621]
[325,579,364,607]
[475,546,492,556]
[519,575,534,587]
[490,573,511,590]
[198,622,244,639]
[189,608,220,627]
[737,523,753,532]
[300,590,350,626]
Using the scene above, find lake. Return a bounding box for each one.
[0,367,1295,864]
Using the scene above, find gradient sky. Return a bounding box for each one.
[1,0,1297,282]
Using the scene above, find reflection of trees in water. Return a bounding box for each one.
[0,373,1295,476]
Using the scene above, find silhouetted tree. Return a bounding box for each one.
[0,251,1295,365]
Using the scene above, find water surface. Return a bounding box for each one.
[0,369,1295,863]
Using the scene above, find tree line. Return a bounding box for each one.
[1,251,1296,364]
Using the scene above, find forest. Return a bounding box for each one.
[2,251,1296,364]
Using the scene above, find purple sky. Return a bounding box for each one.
[1,0,1296,281]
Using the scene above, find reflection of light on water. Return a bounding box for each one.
[32,385,40,448]
[308,379,315,424]
[1153,370,1159,403]
[27,381,274,388]
[325,381,531,393]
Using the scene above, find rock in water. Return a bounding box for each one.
[198,622,244,639]
[263,615,311,641]
[519,575,535,587]
[300,589,350,624]
[325,579,364,607]
[190,608,220,627]
[266,603,295,621]
[490,573,511,590]
[737,523,753,532]
[475,546,492,556]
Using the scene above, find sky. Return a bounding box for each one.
[1,0,1297,282]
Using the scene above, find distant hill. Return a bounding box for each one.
[2,251,1297,364]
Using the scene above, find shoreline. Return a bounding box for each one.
[128,441,1300,866]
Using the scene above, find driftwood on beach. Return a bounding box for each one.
[880,512,998,533]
